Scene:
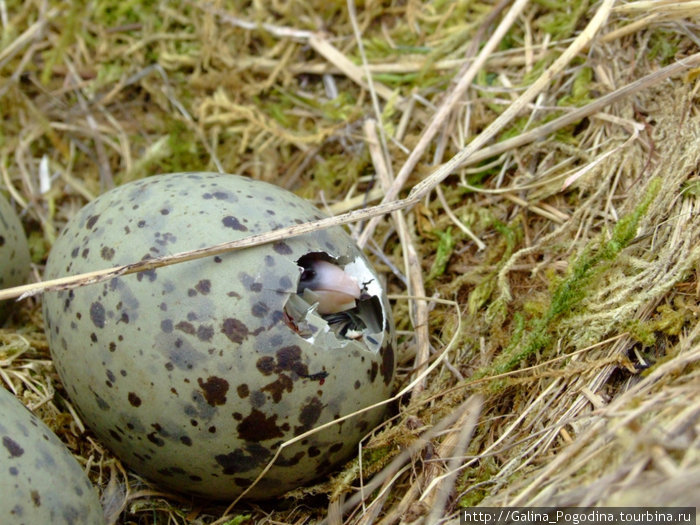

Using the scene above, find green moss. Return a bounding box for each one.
[626,319,657,347]
[648,30,680,64]
[27,230,48,264]
[681,179,700,196]
[264,96,294,128]
[468,218,521,315]
[93,0,158,26]
[522,296,548,318]
[521,52,554,87]
[222,516,253,525]
[475,69,506,115]
[120,121,204,182]
[428,227,456,281]
[456,456,499,507]
[534,0,590,40]
[310,152,368,194]
[40,2,87,85]
[486,178,661,377]
[165,121,206,172]
[558,65,593,107]
[360,443,393,472]
[652,301,697,336]
[362,37,430,60]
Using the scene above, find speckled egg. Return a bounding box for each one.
[0,193,31,318]
[43,172,395,499]
[0,386,105,525]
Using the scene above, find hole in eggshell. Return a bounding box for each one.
[282,252,385,353]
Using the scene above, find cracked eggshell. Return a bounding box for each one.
[0,387,105,525]
[0,194,31,318]
[43,172,395,500]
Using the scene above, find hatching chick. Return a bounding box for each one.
[298,259,361,315]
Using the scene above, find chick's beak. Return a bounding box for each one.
[300,260,361,315]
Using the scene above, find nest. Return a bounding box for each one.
[1,0,699,523]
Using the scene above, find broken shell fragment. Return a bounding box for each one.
[42,172,396,500]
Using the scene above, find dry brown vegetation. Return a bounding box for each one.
[1,0,700,523]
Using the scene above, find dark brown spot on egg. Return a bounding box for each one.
[196,325,214,341]
[237,408,284,442]
[222,216,248,231]
[86,214,100,229]
[147,432,165,447]
[277,345,308,376]
[380,344,395,386]
[276,345,301,367]
[272,241,292,255]
[194,279,211,294]
[215,445,269,474]
[369,362,378,382]
[2,436,24,457]
[276,451,305,466]
[295,396,323,435]
[128,392,142,407]
[237,384,250,398]
[256,356,275,375]
[261,373,293,403]
[176,321,195,335]
[221,318,249,344]
[94,393,110,411]
[101,246,115,260]
[251,302,269,318]
[197,376,229,406]
[315,458,332,475]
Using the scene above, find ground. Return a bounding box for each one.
[1,1,699,524]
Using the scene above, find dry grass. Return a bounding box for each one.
[1,0,700,523]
